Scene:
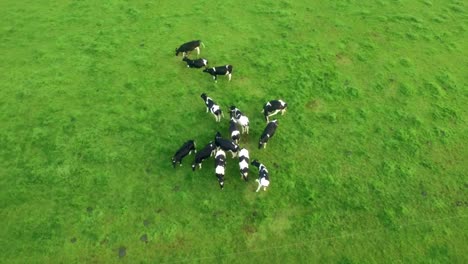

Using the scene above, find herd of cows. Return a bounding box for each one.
[171,40,288,191]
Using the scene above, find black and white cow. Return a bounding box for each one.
[172,140,196,168]
[191,141,216,171]
[262,99,288,123]
[214,149,226,189]
[203,65,233,82]
[229,118,241,144]
[229,106,249,134]
[258,120,279,149]
[251,160,270,192]
[214,131,239,158]
[175,40,204,57]
[238,148,249,181]
[201,93,223,122]
[182,56,208,68]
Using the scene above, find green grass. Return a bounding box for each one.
[1,0,467,263]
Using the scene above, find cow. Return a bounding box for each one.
[202,65,233,82]
[172,140,196,168]
[238,148,249,181]
[175,40,204,57]
[191,141,216,171]
[259,120,278,149]
[229,118,241,144]
[214,131,239,158]
[251,160,270,192]
[214,149,226,189]
[262,99,288,123]
[182,56,208,68]
[201,93,223,122]
[229,106,249,134]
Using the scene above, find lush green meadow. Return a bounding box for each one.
[1,0,467,262]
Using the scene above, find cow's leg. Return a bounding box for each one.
[206,107,209,113]
[263,143,267,149]
[195,47,200,56]
[199,163,202,169]
[255,179,262,192]
[228,73,232,81]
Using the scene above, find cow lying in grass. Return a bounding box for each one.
[230,106,249,134]
[175,40,204,57]
[172,140,196,168]
[182,56,208,68]
[203,65,233,82]
[259,120,278,149]
[192,141,216,171]
[262,99,287,123]
[201,93,223,122]
[251,160,270,192]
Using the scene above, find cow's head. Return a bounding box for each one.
[258,135,269,149]
[251,160,261,168]
[241,172,248,182]
[216,174,225,189]
[200,93,207,100]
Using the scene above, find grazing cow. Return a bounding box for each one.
[259,120,279,149]
[172,140,196,168]
[201,93,223,122]
[182,56,208,68]
[251,160,270,192]
[262,99,288,123]
[238,148,249,181]
[229,106,249,134]
[214,131,239,158]
[215,149,226,189]
[203,65,233,82]
[175,40,204,57]
[191,141,216,171]
[229,118,241,144]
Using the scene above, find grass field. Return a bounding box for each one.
[1,0,467,263]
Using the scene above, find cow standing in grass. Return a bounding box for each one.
[172,140,196,168]
[203,65,233,82]
[214,149,226,189]
[191,141,216,171]
[251,160,270,192]
[214,131,239,158]
[175,40,205,57]
[258,120,279,149]
[201,93,223,122]
[230,106,249,134]
[229,118,240,144]
[238,148,249,181]
[262,99,287,123]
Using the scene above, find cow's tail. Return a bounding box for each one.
[200,41,206,48]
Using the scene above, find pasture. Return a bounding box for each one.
[1,0,467,263]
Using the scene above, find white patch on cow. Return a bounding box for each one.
[215,150,226,159]
[202,59,207,66]
[239,160,249,170]
[211,104,220,114]
[239,148,249,159]
[231,130,240,138]
[215,165,225,175]
[260,178,270,187]
[259,165,268,173]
